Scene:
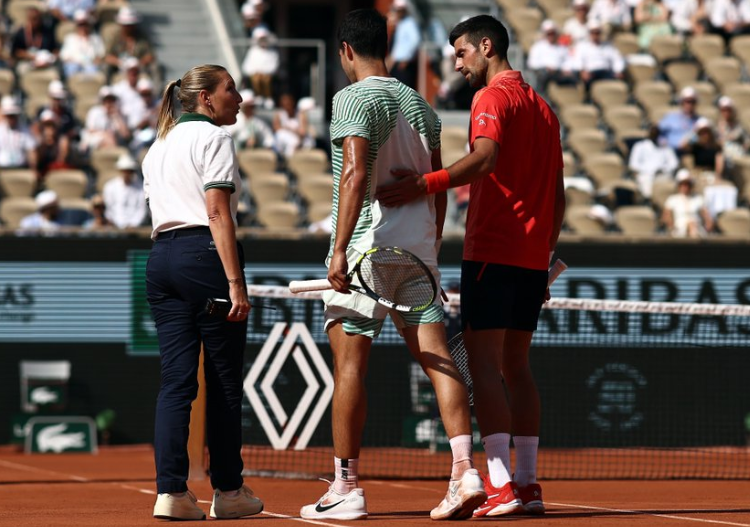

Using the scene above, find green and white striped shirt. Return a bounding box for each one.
[327,76,441,266]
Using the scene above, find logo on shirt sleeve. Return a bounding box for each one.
[474,112,497,127]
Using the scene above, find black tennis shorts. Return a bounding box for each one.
[460,260,548,332]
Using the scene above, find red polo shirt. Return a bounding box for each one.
[464,70,563,270]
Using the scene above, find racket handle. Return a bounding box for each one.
[548,258,568,287]
[289,278,333,293]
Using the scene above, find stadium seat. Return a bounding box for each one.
[614,205,658,235]
[627,61,657,84]
[248,173,289,203]
[297,173,333,205]
[633,81,673,114]
[716,208,750,238]
[691,81,718,104]
[590,80,629,108]
[535,0,569,16]
[603,105,644,135]
[55,20,76,43]
[549,8,572,29]
[696,105,719,123]
[648,34,685,64]
[25,96,48,120]
[688,34,726,68]
[567,129,608,161]
[505,7,544,38]
[44,169,89,199]
[6,0,41,27]
[0,169,37,198]
[73,96,100,123]
[614,127,647,157]
[287,149,330,180]
[583,153,625,188]
[565,204,607,235]
[651,177,677,211]
[67,72,107,101]
[729,34,750,66]
[95,169,121,192]
[562,150,578,178]
[442,147,466,167]
[565,186,593,206]
[237,148,278,178]
[495,0,529,12]
[0,69,14,96]
[19,69,60,101]
[441,126,468,153]
[307,201,332,224]
[90,147,130,176]
[256,202,300,230]
[722,83,750,109]
[704,56,742,92]
[664,61,700,90]
[0,197,37,229]
[613,32,640,56]
[547,82,585,108]
[560,104,600,131]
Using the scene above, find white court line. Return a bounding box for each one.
[550,501,750,527]
[0,459,355,527]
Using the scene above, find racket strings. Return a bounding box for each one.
[359,250,435,308]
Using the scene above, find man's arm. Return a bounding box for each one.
[328,135,370,292]
[431,148,446,242]
[376,137,498,207]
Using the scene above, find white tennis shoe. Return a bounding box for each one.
[210,485,264,519]
[430,468,488,520]
[300,483,368,520]
[153,490,206,520]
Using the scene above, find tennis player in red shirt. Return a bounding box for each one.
[377,14,565,518]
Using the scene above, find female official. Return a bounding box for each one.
[143,64,263,521]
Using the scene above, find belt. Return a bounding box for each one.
[156,226,212,240]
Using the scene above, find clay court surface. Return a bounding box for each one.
[1,446,749,527]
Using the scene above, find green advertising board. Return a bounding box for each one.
[25,416,98,454]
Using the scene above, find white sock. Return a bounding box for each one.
[448,434,473,479]
[513,436,539,486]
[482,433,511,488]
[333,457,359,494]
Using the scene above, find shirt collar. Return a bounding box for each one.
[177,113,215,125]
[488,70,523,86]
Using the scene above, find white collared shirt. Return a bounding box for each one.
[527,39,570,70]
[568,40,625,73]
[103,175,147,228]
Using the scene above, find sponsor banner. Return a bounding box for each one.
[25,416,98,453]
[0,258,748,350]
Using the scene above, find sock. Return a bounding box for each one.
[482,433,512,488]
[333,457,359,494]
[448,434,473,480]
[513,436,539,487]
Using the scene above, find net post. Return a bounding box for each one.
[188,345,207,481]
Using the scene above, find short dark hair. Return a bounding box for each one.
[338,9,388,60]
[449,15,509,61]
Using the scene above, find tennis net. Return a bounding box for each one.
[240,284,750,480]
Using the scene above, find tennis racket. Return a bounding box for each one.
[449,258,568,405]
[288,246,438,312]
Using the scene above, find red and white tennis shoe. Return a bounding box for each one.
[430,468,487,520]
[472,473,523,517]
[518,482,545,514]
[300,482,368,520]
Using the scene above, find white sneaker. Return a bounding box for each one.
[210,485,264,519]
[430,468,488,520]
[300,483,367,520]
[153,490,206,520]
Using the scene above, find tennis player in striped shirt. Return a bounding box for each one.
[299,8,486,522]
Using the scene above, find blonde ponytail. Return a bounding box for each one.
[156,80,180,139]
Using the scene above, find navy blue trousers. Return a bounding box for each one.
[146,229,247,494]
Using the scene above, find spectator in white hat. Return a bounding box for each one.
[563,0,592,46]
[113,56,148,130]
[80,86,130,152]
[34,80,78,140]
[716,95,749,165]
[10,5,59,75]
[0,96,38,170]
[659,86,702,152]
[240,1,270,38]
[102,153,147,228]
[241,26,279,108]
[18,190,61,233]
[662,169,713,237]
[224,89,275,151]
[566,19,625,92]
[527,19,574,95]
[104,6,155,77]
[59,9,105,77]
[681,117,725,175]
[387,0,421,89]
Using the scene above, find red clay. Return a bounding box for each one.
[1,447,749,527]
